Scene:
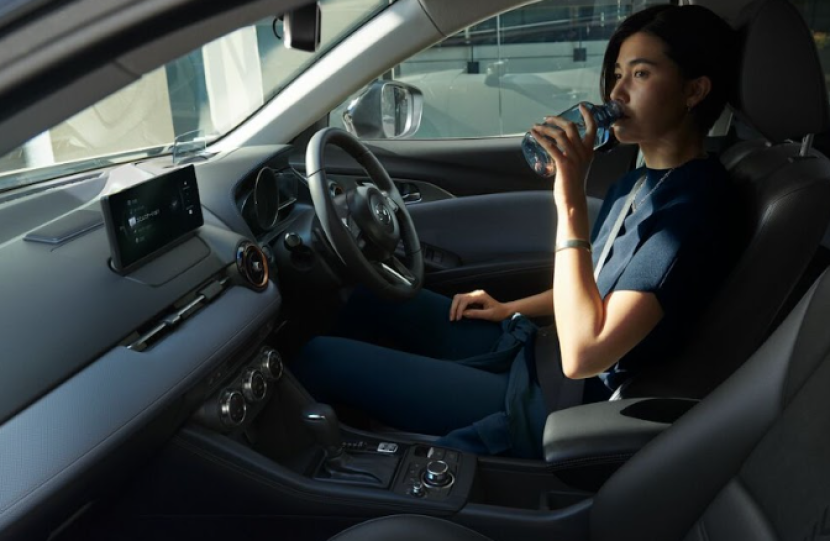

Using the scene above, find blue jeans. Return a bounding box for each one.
[291,288,523,440]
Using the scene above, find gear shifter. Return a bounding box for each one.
[302,403,343,459]
[301,403,399,488]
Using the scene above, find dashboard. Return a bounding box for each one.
[0,144,307,539]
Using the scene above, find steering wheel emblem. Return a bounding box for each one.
[374,203,392,225]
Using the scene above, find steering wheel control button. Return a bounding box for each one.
[219,390,247,427]
[380,191,399,212]
[260,349,284,381]
[374,201,392,226]
[377,442,398,454]
[423,460,453,488]
[242,369,268,402]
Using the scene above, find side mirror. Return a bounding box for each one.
[484,60,509,87]
[284,2,321,52]
[342,80,423,139]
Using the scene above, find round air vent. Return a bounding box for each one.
[236,241,269,290]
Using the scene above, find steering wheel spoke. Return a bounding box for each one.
[380,190,400,213]
[373,255,416,287]
[355,230,368,251]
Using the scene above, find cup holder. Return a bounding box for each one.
[619,398,698,424]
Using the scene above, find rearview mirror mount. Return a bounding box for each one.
[284,2,321,52]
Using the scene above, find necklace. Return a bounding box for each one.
[631,167,675,212]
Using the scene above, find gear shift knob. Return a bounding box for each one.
[302,403,342,458]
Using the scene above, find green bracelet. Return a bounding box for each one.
[555,239,592,253]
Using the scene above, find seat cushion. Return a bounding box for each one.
[330,515,493,541]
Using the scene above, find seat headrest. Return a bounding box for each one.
[732,0,830,143]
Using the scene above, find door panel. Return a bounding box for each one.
[408,191,603,298]
[291,134,631,299]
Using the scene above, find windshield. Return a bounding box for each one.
[0,0,392,192]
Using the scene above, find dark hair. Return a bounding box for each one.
[600,5,737,135]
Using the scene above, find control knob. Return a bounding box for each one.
[242,369,268,402]
[219,389,247,427]
[284,232,303,251]
[260,348,284,381]
[422,460,453,488]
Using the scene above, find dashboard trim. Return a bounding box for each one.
[0,282,281,531]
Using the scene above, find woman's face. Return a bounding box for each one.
[609,32,692,145]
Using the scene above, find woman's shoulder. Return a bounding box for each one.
[664,155,731,204]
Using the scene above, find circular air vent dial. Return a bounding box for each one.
[236,241,269,290]
[219,389,247,427]
[261,348,284,381]
[243,369,268,402]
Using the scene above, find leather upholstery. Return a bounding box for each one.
[591,272,830,541]
[619,0,830,399]
[329,515,492,541]
[732,0,830,143]
[620,141,830,399]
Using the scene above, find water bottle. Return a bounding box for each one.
[522,100,623,178]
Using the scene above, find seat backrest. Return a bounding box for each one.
[618,0,830,400]
[592,265,830,540]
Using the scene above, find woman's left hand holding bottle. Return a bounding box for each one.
[530,105,597,206]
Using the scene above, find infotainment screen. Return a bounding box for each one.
[101,165,203,273]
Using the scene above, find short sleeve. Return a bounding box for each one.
[612,203,713,316]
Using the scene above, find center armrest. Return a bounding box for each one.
[543,397,698,466]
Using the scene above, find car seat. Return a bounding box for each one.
[617,0,830,400]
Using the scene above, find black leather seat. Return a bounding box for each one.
[618,0,830,400]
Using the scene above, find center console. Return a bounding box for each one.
[112,345,699,541]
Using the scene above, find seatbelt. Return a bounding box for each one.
[594,172,647,281]
[536,172,647,413]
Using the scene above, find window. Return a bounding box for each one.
[0,0,392,192]
[331,0,665,139]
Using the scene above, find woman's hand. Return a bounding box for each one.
[530,105,597,206]
[450,290,512,322]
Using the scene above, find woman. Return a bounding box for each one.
[292,4,738,458]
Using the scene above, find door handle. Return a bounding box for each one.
[396,182,421,203]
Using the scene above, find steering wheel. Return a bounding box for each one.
[306,127,424,301]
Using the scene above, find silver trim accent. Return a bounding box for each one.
[306,413,325,421]
[127,278,230,351]
[261,349,284,381]
[219,390,247,426]
[380,262,412,286]
[242,369,268,402]
[422,460,454,489]
[377,442,398,453]
[421,470,455,490]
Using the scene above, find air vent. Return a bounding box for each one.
[236,241,269,290]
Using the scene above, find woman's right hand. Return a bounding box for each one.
[450,290,512,322]
[531,104,597,207]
